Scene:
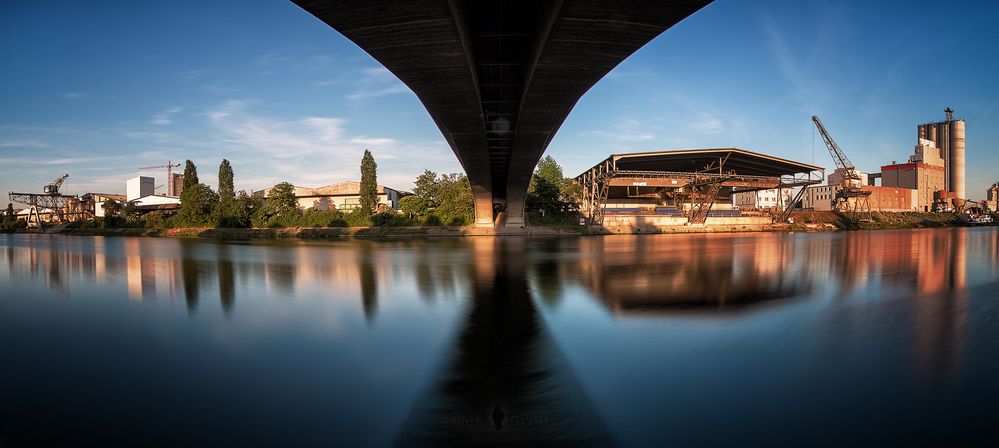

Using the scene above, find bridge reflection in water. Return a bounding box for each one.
[1,229,997,445]
[394,238,612,447]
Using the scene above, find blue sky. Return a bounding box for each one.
[2,0,998,207]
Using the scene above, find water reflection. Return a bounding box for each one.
[1,229,995,320]
[359,242,378,322]
[217,244,235,314]
[396,238,611,447]
[1,229,999,446]
[577,234,813,313]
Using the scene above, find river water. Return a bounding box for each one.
[2,228,998,447]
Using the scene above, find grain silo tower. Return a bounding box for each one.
[917,107,966,199]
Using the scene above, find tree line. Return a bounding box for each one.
[67,152,581,230]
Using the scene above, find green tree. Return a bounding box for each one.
[405,171,474,225]
[175,183,218,227]
[413,170,439,205]
[101,199,122,217]
[527,155,579,218]
[269,182,299,215]
[182,160,199,192]
[218,159,234,201]
[359,150,378,213]
[251,182,302,228]
[213,159,242,227]
[123,201,137,217]
[399,195,429,217]
[4,203,13,221]
[435,173,475,225]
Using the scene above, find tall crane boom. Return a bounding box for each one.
[44,174,69,194]
[810,115,871,217]
[140,161,181,196]
[811,116,857,174]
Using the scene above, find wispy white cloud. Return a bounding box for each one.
[346,67,410,100]
[0,156,118,166]
[206,101,345,159]
[0,139,48,148]
[585,117,656,142]
[202,100,454,190]
[350,137,395,146]
[687,111,724,134]
[255,53,335,76]
[63,91,92,100]
[757,13,833,115]
[151,106,182,125]
[313,78,343,87]
[124,131,173,143]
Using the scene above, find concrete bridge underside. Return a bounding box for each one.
[293,0,711,227]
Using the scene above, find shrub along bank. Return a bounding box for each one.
[790,211,966,230]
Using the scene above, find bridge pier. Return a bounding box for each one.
[472,190,494,228]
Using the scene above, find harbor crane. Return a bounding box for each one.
[43,174,70,194]
[140,161,181,196]
[8,173,75,229]
[812,116,871,217]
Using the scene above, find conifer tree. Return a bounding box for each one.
[359,150,378,213]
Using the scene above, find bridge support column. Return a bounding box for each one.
[504,168,532,228]
[504,194,526,228]
[472,185,495,228]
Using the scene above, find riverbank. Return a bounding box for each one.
[56,224,589,239]
[788,211,969,230]
[42,211,994,239]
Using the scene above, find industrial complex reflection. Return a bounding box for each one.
[576,234,812,313]
[1,230,992,318]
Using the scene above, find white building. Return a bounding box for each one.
[254,181,407,211]
[127,176,155,202]
[131,194,181,215]
[732,188,793,210]
[81,193,127,218]
[132,195,181,207]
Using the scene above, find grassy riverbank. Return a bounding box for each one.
[788,211,971,231]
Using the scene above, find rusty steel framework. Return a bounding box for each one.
[8,192,74,228]
[577,155,822,226]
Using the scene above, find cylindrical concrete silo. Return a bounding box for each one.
[951,119,966,199]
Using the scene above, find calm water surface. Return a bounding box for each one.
[2,229,999,447]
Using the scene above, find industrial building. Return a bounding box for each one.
[917,108,966,200]
[801,184,918,212]
[253,181,406,211]
[732,188,793,211]
[576,148,822,228]
[803,108,969,213]
[127,176,155,202]
[126,176,180,215]
[169,174,184,197]
[876,109,966,210]
[987,183,998,212]
[81,193,127,218]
